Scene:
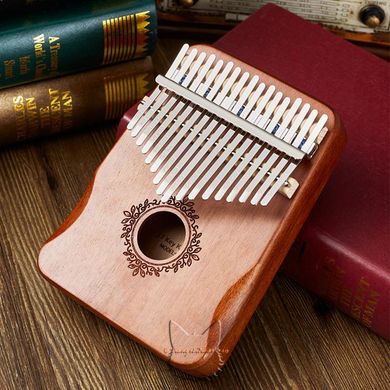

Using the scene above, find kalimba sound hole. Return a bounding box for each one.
[137,211,186,261]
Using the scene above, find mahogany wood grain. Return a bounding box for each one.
[38,45,346,376]
[0,38,389,389]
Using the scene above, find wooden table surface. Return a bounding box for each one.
[0,38,389,390]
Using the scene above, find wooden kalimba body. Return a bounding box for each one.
[38,44,346,376]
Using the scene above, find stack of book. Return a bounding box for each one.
[0,0,156,145]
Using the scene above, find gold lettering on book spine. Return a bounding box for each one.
[12,89,74,139]
[102,11,151,65]
[104,73,150,120]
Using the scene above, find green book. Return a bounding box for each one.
[0,0,157,89]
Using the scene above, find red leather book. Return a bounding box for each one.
[117,4,390,340]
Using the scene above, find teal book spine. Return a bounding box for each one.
[0,0,47,11]
[0,0,83,15]
[0,0,157,89]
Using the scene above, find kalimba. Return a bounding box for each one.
[38,44,346,376]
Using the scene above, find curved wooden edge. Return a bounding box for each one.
[38,156,102,274]
[43,177,96,244]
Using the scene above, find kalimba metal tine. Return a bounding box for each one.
[283,103,310,143]
[267,97,290,134]
[221,71,249,109]
[150,107,202,173]
[233,74,261,116]
[145,104,194,164]
[183,52,207,87]
[153,113,208,180]
[247,85,275,123]
[202,61,233,99]
[292,109,318,147]
[142,100,186,154]
[241,82,266,118]
[131,91,171,137]
[239,152,279,203]
[197,58,224,96]
[236,75,259,112]
[302,114,328,153]
[275,98,302,138]
[227,147,270,202]
[188,129,237,200]
[127,88,161,132]
[165,43,189,79]
[261,161,298,206]
[202,138,252,200]
[250,157,289,205]
[214,66,241,106]
[175,123,228,200]
[190,54,217,92]
[161,123,228,201]
[176,48,198,82]
[157,117,220,195]
[257,91,283,129]
[214,143,260,201]
[136,95,177,146]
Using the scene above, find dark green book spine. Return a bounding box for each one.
[0,0,91,15]
[0,0,43,11]
[0,0,157,89]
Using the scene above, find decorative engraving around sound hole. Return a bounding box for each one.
[121,197,202,277]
